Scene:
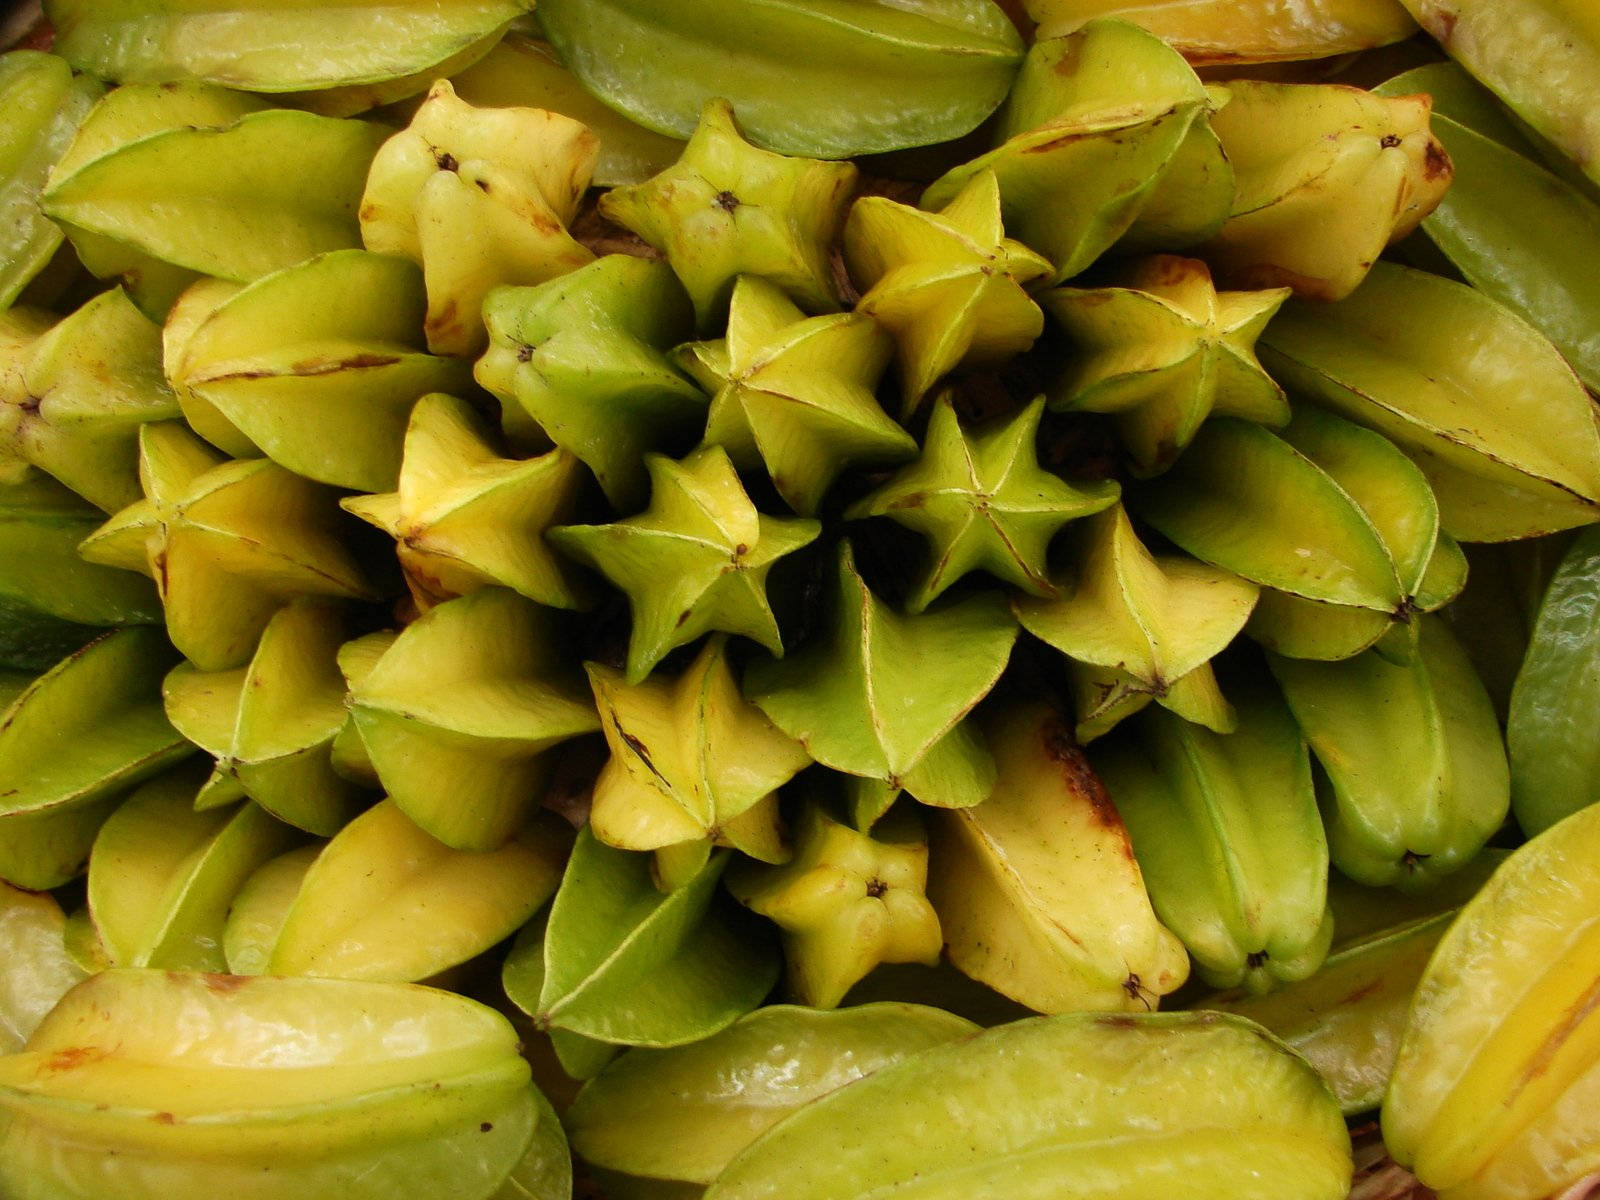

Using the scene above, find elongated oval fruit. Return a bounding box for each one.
[45,0,532,92]
[0,970,543,1200]
[41,108,387,283]
[535,0,1024,158]
[566,1003,977,1192]
[1507,526,1600,836]
[1395,0,1600,188]
[1093,684,1332,994]
[1260,261,1600,541]
[0,51,101,307]
[1270,615,1509,890]
[927,701,1190,1013]
[1377,65,1600,394]
[1384,804,1600,1199]
[706,1011,1352,1200]
[1024,0,1417,63]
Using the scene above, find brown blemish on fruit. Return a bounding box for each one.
[714,190,741,212]
[434,150,460,173]
[865,878,888,898]
[1424,140,1452,181]
[45,1046,105,1072]
[1340,980,1384,1006]
[1044,720,1129,842]
[619,729,671,788]
[479,1122,494,1133]
[200,973,251,995]
[153,1112,176,1125]
[1513,973,1600,1092]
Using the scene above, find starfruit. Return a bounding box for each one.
[550,446,821,683]
[1203,856,1505,1115]
[79,423,377,671]
[1092,683,1333,993]
[566,1003,977,1196]
[245,801,570,984]
[1394,0,1600,188]
[0,969,547,1200]
[341,393,590,613]
[921,21,1211,284]
[586,636,810,890]
[45,0,531,93]
[534,0,1023,159]
[1270,614,1509,890]
[1016,504,1258,742]
[1025,0,1418,63]
[746,541,1017,811]
[1507,525,1600,836]
[0,50,101,307]
[39,81,267,317]
[927,701,1190,1013]
[41,106,388,283]
[360,80,598,357]
[677,276,913,516]
[1198,82,1451,300]
[1130,418,1411,622]
[1384,804,1600,1199]
[0,882,87,1053]
[86,767,297,972]
[220,845,318,978]
[161,599,368,834]
[0,628,190,890]
[845,395,1119,612]
[163,250,472,492]
[1244,404,1466,664]
[601,99,857,331]
[1261,261,1600,541]
[502,830,779,1064]
[0,472,160,670]
[2,287,182,514]
[729,802,943,1009]
[843,170,1053,415]
[447,34,685,187]
[1040,255,1291,475]
[347,588,599,851]
[1378,63,1600,394]
[706,1012,1352,1200]
[475,256,704,508]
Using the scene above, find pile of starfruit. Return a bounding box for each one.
[4,0,1600,1197]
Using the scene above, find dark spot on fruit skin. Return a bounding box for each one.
[1424,139,1452,181]
[1380,134,1402,149]
[45,1046,104,1072]
[714,190,740,212]
[1042,718,1129,846]
[516,344,534,363]
[480,1122,494,1133]
[153,1112,176,1125]
[199,973,252,995]
[1246,950,1270,969]
[1340,980,1384,1006]
[620,729,671,787]
[865,878,888,898]
[435,151,459,173]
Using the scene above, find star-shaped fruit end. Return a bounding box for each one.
[1015,504,1259,742]
[549,444,821,684]
[746,540,1017,811]
[599,98,857,330]
[585,635,812,891]
[845,170,1053,416]
[678,275,913,516]
[1042,255,1291,475]
[341,393,590,613]
[78,422,376,671]
[728,800,942,1009]
[360,79,598,356]
[162,599,367,836]
[847,394,1119,612]
[475,257,705,511]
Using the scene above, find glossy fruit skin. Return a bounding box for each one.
[705,1011,1352,1200]
[1383,804,1600,1199]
